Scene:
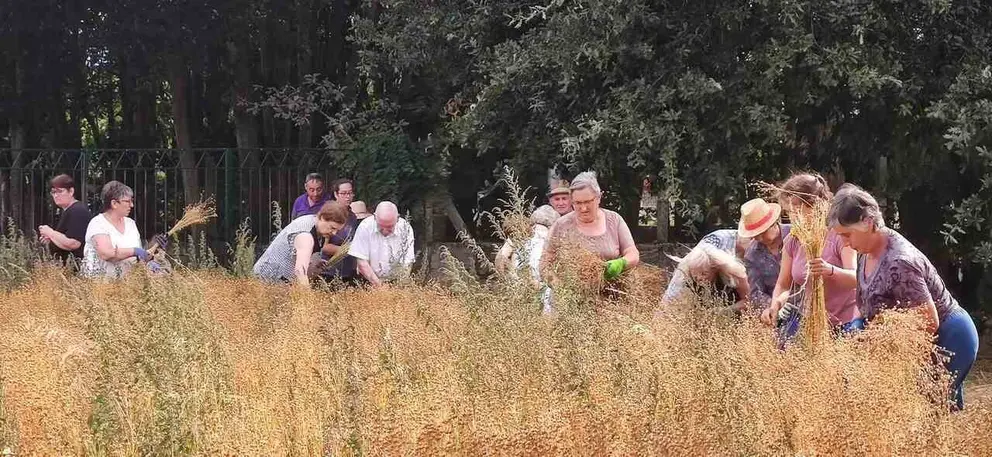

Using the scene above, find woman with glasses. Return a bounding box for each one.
[82,181,167,279]
[38,174,92,265]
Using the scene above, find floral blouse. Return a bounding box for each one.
[856,229,960,321]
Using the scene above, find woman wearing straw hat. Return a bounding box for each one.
[829,184,978,411]
[740,198,791,311]
[759,173,862,340]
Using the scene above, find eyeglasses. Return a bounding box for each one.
[49,188,69,195]
[114,198,133,205]
[336,191,355,196]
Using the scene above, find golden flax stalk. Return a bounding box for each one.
[149,197,218,254]
[790,199,831,351]
[756,181,830,351]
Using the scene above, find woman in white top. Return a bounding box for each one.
[82,181,166,279]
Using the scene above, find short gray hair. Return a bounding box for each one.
[531,205,560,227]
[101,180,134,212]
[828,184,886,230]
[569,171,601,196]
[305,173,324,185]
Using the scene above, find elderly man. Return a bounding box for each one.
[548,185,572,216]
[349,201,416,287]
[291,173,332,219]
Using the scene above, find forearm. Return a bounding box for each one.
[358,260,381,286]
[49,231,81,251]
[294,256,311,287]
[98,245,136,262]
[622,249,640,269]
[736,280,751,306]
[321,243,340,257]
[826,266,857,289]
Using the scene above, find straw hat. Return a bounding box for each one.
[350,201,372,219]
[738,198,781,238]
[547,179,570,197]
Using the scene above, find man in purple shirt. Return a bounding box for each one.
[291,173,332,220]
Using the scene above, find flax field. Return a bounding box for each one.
[0,255,990,456]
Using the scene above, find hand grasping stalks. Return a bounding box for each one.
[757,181,831,351]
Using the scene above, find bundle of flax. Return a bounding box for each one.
[789,197,832,351]
[148,197,218,254]
[311,241,351,278]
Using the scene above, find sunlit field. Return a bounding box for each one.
[1,258,990,456]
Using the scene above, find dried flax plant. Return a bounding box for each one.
[758,182,830,350]
[148,197,219,255]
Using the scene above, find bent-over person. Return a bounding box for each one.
[349,201,416,287]
[254,201,350,287]
[740,198,791,311]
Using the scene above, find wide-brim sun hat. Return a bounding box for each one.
[547,179,571,197]
[350,201,372,219]
[738,198,782,238]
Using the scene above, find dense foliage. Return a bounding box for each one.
[3,0,992,316]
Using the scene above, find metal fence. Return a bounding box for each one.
[0,148,347,253]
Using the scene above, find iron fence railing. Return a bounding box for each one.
[0,148,348,254]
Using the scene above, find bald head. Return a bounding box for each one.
[374,201,399,235]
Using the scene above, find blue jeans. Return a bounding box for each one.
[936,307,980,411]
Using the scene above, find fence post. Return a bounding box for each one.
[224,148,235,242]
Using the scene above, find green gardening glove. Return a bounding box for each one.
[603,258,628,281]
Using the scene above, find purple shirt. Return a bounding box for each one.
[744,224,791,309]
[856,229,960,321]
[291,193,332,220]
[321,211,360,279]
[784,231,859,325]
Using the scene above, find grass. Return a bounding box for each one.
[0,262,989,455]
[0,189,989,455]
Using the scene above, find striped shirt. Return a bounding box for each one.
[253,215,322,282]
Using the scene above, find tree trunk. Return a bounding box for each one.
[296,0,314,147]
[9,51,28,231]
[442,192,470,238]
[656,190,670,243]
[168,55,202,206]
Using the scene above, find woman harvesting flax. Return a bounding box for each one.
[81,181,168,279]
[253,201,351,287]
[541,172,640,305]
[661,243,749,313]
[760,173,862,340]
[741,198,791,312]
[829,184,979,411]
